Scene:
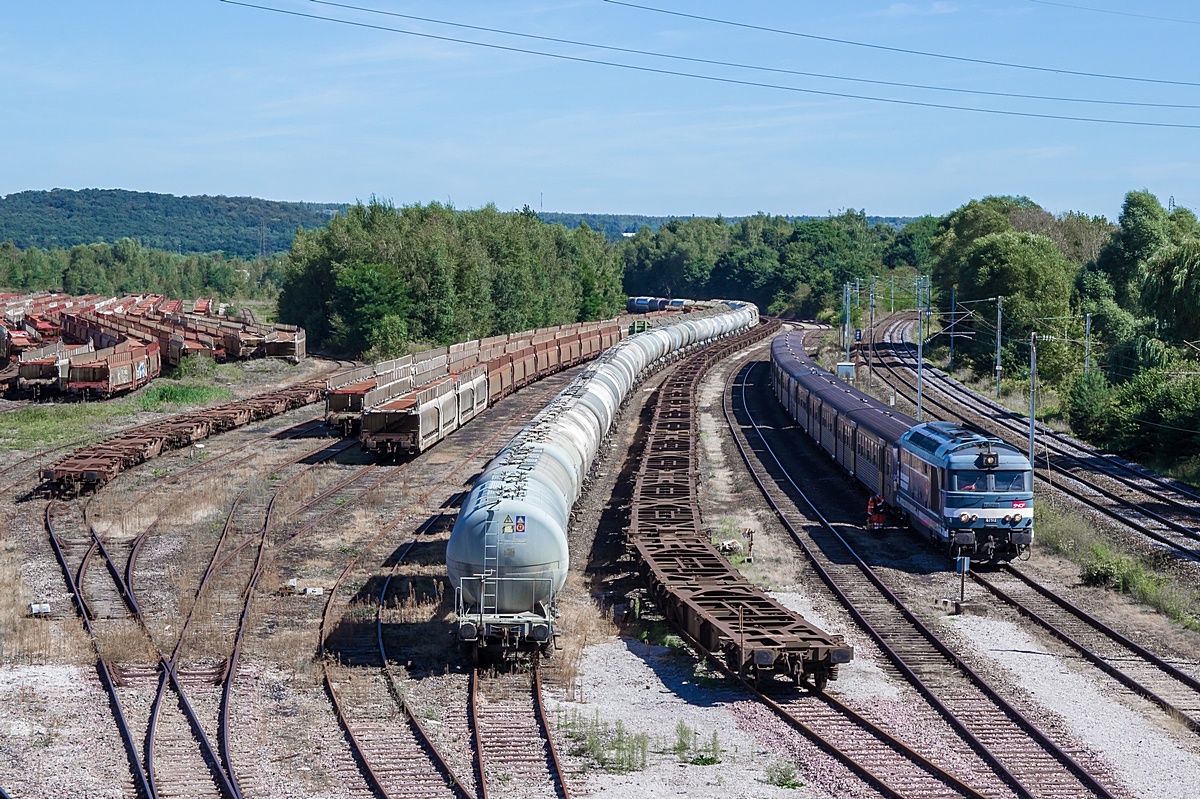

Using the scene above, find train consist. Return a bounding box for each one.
[770,329,1034,562]
[625,296,699,313]
[447,302,759,660]
[325,320,624,454]
[41,379,326,492]
[631,317,853,690]
[0,291,304,398]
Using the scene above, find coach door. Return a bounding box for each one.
[820,405,837,456]
[838,419,857,474]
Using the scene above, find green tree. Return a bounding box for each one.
[1141,239,1200,342]
[1094,191,1171,311]
[278,199,623,356]
[883,215,939,272]
[930,197,1035,293]
[958,231,1076,381]
[331,262,410,354]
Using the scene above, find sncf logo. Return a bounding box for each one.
[1011,501,1027,509]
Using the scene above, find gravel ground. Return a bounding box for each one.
[545,639,869,799]
[947,614,1200,799]
[0,665,133,798]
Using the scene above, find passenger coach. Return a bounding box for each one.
[770,329,1033,562]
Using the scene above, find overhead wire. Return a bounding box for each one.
[220,1,1200,130]
[603,0,1200,89]
[1028,0,1200,26]
[308,0,1200,110]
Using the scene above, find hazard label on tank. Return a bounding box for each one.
[515,516,526,533]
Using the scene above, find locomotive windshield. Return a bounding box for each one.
[949,469,1028,492]
[994,470,1028,492]
[951,470,987,491]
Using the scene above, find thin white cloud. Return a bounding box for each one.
[870,3,958,18]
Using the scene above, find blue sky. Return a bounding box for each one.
[2,1,1197,219]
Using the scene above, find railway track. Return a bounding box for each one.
[316,372,584,799]
[42,413,360,798]
[471,667,568,799]
[858,317,1200,730]
[870,314,1200,560]
[970,565,1200,732]
[46,500,231,799]
[620,320,1008,798]
[725,350,1121,799]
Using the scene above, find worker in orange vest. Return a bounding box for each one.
[866,495,887,530]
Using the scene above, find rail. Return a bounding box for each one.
[726,350,1117,799]
[869,315,1200,560]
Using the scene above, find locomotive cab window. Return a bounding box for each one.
[951,470,987,491]
[994,470,1028,492]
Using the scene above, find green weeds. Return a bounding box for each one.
[561,708,649,773]
[673,720,722,765]
[0,401,136,450]
[1036,499,1199,630]
[764,760,805,788]
[138,383,231,410]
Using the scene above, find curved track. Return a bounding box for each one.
[725,349,1119,799]
[317,373,579,799]
[870,314,1200,560]
[625,321,1010,799]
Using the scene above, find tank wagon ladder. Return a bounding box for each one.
[482,523,500,619]
[730,353,1120,799]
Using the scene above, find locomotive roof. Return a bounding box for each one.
[901,420,1022,461]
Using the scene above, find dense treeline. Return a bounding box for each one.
[619,211,936,318]
[278,201,625,359]
[544,211,919,243]
[0,189,345,257]
[930,192,1200,471]
[0,238,284,299]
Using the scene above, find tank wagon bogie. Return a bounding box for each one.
[448,302,760,661]
[769,330,1033,562]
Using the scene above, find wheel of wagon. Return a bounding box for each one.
[471,641,480,667]
[811,670,828,694]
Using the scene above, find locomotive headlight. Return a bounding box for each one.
[1002,515,1012,524]
[1013,513,1023,523]
[959,512,970,524]
[970,514,978,523]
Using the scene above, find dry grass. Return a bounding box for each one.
[0,540,93,665]
[1035,494,1200,630]
[554,571,617,698]
[383,578,446,625]
[94,619,159,664]
[272,468,319,519]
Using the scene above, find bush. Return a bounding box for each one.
[765,760,804,788]
[173,354,216,379]
[1065,370,1112,443]
[139,383,230,410]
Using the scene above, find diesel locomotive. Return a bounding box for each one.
[770,329,1034,562]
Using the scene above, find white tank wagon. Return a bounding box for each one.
[448,301,760,659]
